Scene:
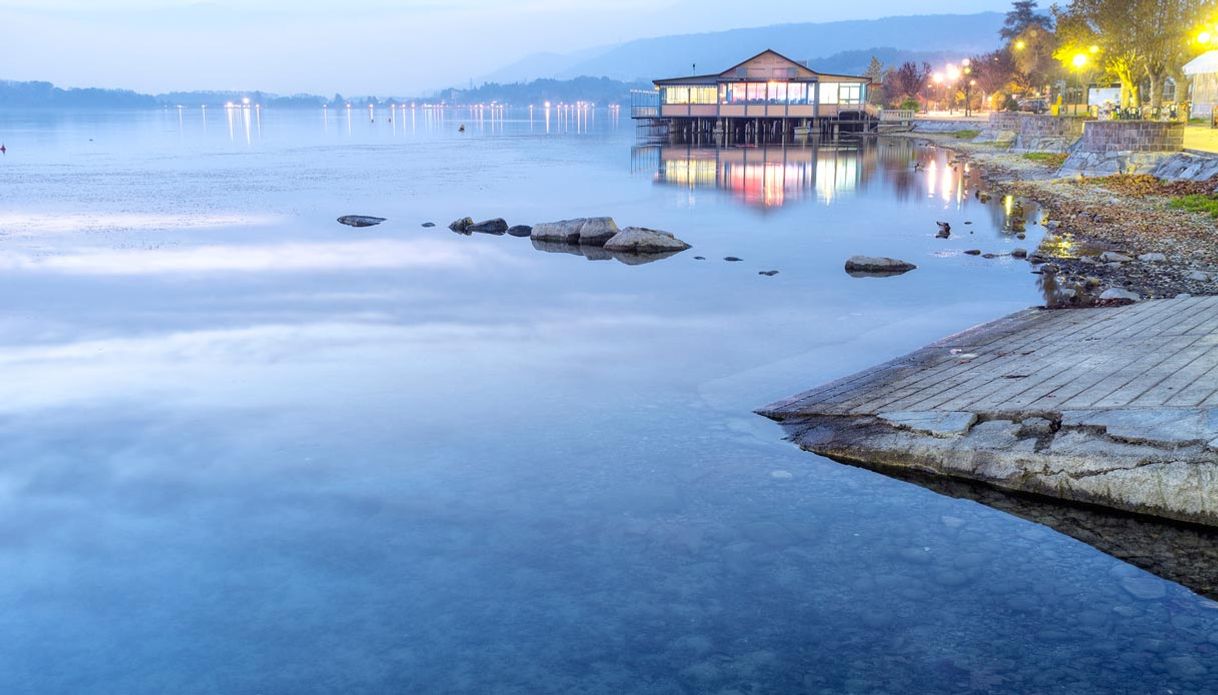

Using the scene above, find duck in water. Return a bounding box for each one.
[458,124,465,133]
[0,144,6,155]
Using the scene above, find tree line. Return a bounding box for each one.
[866,0,1217,111]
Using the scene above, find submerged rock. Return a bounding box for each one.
[845,256,916,276]
[964,249,982,256]
[506,224,533,237]
[466,218,509,234]
[935,222,951,238]
[603,227,691,253]
[337,215,386,227]
[1012,248,1028,259]
[448,216,474,233]
[759,270,779,276]
[421,222,436,228]
[724,256,742,262]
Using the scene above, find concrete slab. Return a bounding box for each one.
[760,297,1218,527]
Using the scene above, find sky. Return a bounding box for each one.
[0,0,1013,95]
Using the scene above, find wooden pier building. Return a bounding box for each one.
[630,49,877,143]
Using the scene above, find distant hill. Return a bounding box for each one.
[484,12,1004,82]
[438,77,649,106]
[0,80,156,108]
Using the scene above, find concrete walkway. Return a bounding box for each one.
[760,296,1218,527]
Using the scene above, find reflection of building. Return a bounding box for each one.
[638,144,871,207]
[630,50,876,143]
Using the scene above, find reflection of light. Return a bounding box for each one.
[0,212,281,234]
[0,240,523,276]
[925,159,937,197]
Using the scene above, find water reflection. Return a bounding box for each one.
[868,462,1218,600]
[634,139,1014,210]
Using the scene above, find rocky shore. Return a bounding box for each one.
[891,131,1218,302]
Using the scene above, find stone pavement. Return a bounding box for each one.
[760,296,1218,526]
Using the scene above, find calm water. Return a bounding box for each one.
[0,107,1215,694]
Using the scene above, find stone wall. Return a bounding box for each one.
[1012,115,1084,152]
[974,113,1085,152]
[1074,120,1185,153]
[1058,121,1185,176]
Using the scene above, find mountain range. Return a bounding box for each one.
[483,12,1004,83]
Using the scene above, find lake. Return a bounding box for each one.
[0,106,1215,694]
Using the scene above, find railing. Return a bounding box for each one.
[879,109,916,122]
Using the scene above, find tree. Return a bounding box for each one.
[865,56,885,105]
[1001,0,1054,40]
[973,49,1018,108]
[886,61,933,103]
[1053,0,1209,108]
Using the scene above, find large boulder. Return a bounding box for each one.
[844,256,917,276]
[337,215,386,227]
[531,218,587,243]
[449,216,474,233]
[467,218,509,234]
[603,227,691,253]
[578,217,620,245]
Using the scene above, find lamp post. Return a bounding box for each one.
[945,63,961,114]
[1070,52,1089,117]
[932,72,945,113]
[961,58,973,116]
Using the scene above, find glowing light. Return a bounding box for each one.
[1014,39,1027,50]
[1071,53,1089,70]
[1089,44,1100,54]
[1200,31,1213,44]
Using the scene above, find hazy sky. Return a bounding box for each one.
[0,0,1012,95]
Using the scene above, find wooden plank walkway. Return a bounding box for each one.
[760,297,1218,527]
[763,296,1218,420]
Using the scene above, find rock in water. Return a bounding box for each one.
[507,225,533,237]
[337,215,386,227]
[1012,248,1028,258]
[603,227,691,253]
[964,249,982,256]
[466,218,509,234]
[421,222,436,228]
[936,222,951,238]
[578,217,620,246]
[844,256,917,276]
[724,256,742,262]
[448,216,474,233]
[759,270,779,276]
[531,218,588,243]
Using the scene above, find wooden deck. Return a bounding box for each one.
[760,296,1218,527]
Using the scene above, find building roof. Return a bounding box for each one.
[652,49,869,86]
[1184,50,1218,76]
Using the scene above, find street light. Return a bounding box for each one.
[1070,52,1090,116]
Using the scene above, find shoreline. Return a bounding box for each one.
[764,129,1218,533]
[883,130,1218,303]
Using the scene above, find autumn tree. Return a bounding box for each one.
[972,49,1018,107]
[885,61,933,104]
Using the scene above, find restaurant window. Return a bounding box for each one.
[788,83,808,105]
[746,83,766,102]
[663,87,688,104]
[839,83,863,105]
[691,87,717,104]
[820,84,839,105]
[768,82,788,104]
[725,82,748,103]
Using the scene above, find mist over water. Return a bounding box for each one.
[0,108,1215,694]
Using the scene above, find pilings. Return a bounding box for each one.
[661,116,869,145]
